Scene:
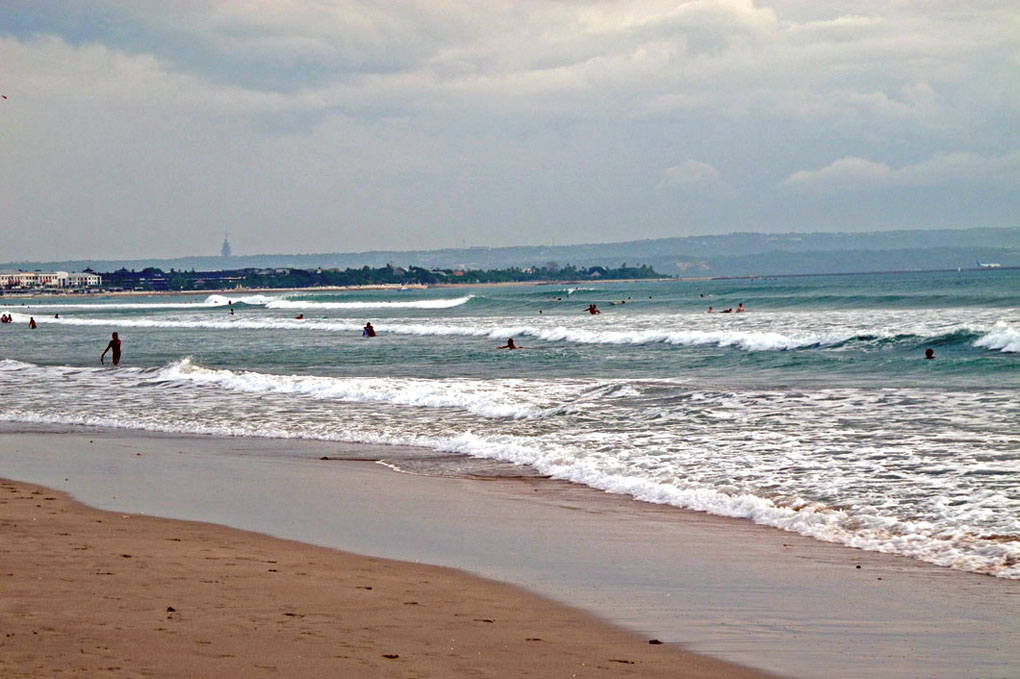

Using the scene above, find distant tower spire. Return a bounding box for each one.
[221,233,232,258]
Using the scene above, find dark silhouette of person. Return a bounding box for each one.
[28,317,37,329]
[101,332,121,366]
[497,338,520,350]
[363,322,376,337]
[925,348,935,360]
[585,304,600,315]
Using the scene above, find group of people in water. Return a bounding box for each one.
[706,303,745,314]
[0,313,17,324]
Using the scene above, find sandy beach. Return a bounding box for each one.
[2,426,1018,679]
[1,477,775,678]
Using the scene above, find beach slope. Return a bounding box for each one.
[0,478,773,678]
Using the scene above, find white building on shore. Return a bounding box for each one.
[0,271,102,290]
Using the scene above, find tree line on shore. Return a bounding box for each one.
[97,262,664,291]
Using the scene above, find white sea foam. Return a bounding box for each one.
[264,296,472,310]
[431,432,1020,579]
[153,357,555,419]
[2,310,972,352]
[0,293,281,311]
[204,294,285,306]
[12,305,1020,359]
[974,322,1020,353]
[2,392,1017,579]
[0,358,36,370]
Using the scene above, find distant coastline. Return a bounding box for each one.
[705,264,1020,281]
[1,264,1015,302]
[3,226,1017,281]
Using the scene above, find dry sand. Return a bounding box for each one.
[0,478,775,679]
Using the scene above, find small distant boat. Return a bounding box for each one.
[976,261,1001,268]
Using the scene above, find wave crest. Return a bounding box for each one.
[155,357,551,419]
[264,296,473,310]
[974,322,1020,353]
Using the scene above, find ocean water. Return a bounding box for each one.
[1,270,1018,579]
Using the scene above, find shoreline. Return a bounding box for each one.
[2,425,1017,678]
[1,477,771,679]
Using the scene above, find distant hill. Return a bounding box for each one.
[3,226,1018,278]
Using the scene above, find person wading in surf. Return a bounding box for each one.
[101,332,121,366]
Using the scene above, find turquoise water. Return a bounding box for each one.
[1,269,1018,577]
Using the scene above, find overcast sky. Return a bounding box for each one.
[1,1,1017,261]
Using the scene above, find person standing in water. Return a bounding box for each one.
[363,322,376,337]
[101,332,121,366]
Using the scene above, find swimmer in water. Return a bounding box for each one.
[363,322,376,337]
[497,338,521,350]
[925,348,935,360]
[585,304,601,315]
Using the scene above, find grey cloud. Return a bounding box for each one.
[0,1,1017,261]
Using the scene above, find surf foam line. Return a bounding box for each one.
[154,358,561,419]
[13,312,1015,354]
[264,296,473,310]
[13,313,839,351]
[432,432,1020,580]
[0,294,282,311]
[1,406,1016,580]
[0,357,614,421]
[974,322,1020,353]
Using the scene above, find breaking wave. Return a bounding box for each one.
[974,322,1020,353]
[15,311,1018,355]
[1,356,1018,579]
[154,358,555,419]
[264,295,473,310]
[0,294,282,311]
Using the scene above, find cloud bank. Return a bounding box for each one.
[0,1,1017,260]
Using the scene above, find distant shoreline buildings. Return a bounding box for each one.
[0,270,102,291]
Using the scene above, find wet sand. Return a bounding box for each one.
[0,478,771,679]
[1,426,1018,678]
